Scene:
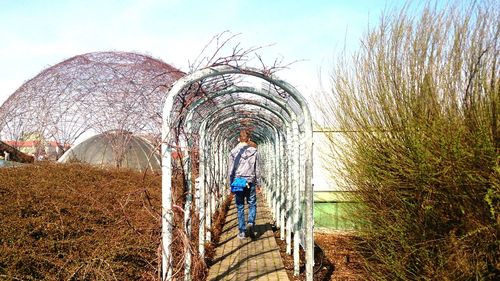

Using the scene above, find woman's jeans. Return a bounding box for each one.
[234,183,257,233]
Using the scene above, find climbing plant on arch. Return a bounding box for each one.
[161,65,314,281]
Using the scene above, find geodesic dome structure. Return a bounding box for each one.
[0,51,184,156]
[58,130,161,172]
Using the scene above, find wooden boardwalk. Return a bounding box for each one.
[207,195,289,281]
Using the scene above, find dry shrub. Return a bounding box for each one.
[0,162,161,280]
[319,1,499,280]
[0,162,228,280]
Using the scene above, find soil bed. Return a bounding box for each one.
[274,229,364,280]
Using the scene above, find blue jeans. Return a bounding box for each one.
[235,183,257,233]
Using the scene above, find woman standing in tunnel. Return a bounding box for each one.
[227,130,262,239]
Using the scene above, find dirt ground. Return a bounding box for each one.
[274,230,364,281]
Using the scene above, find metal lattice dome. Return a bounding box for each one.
[0,51,184,156]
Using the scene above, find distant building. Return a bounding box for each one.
[4,140,70,160]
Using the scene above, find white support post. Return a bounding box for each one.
[286,126,293,255]
[270,142,275,222]
[274,132,280,227]
[161,143,173,281]
[205,143,213,243]
[198,126,207,259]
[220,138,227,202]
[304,121,314,281]
[266,142,270,215]
[279,133,286,240]
[212,143,218,214]
[222,141,229,199]
[292,121,300,276]
[182,143,192,281]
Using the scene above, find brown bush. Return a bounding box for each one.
[0,163,162,280]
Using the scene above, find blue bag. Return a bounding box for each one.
[231,177,247,193]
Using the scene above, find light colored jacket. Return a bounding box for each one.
[227,142,261,186]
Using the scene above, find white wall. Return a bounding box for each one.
[312,131,349,192]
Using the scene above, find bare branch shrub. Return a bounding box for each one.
[318,1,499,279]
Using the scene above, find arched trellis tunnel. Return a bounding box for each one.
[161,65,314,280]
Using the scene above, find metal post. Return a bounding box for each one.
[182,141,192,281]
[279,132,286,240]
[198,125,207,258]
[292,121,300,276]
[205,142,212,243]
[285,125,293,254]
[161,143,173,280]
[274,130,280,227]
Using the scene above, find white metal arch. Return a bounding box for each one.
[161,65,314,281]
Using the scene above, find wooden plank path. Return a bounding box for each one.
[207,194,290,281]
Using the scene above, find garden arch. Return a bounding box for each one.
[161,65,314,280]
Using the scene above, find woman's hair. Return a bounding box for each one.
[239,130,249,142]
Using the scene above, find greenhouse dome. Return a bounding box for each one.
[58,130,160,172]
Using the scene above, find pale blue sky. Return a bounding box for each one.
[0,0,404,105]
